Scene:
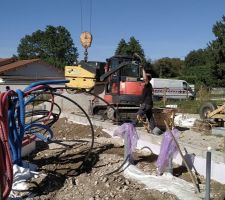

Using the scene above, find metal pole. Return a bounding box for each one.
[0,185,2,200]
[205,147,211,200]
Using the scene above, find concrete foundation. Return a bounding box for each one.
[62,112,225,184]
[212,127,225,137]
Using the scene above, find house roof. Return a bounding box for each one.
[0,58,65,82]
[0,58,17,67]
[0,58,46,74]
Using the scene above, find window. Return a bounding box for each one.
[121,64,139,77]
[183,82,188,90]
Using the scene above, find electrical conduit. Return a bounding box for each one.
[0,91,14,200]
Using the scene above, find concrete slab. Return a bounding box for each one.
[212,127,225,137]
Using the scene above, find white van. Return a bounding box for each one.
[150,78,195,100]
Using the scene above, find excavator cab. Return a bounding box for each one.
[103,55,144,105]
[90,55,145,121]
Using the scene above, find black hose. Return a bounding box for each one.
[105,155,130,176]
[31,90,95,171]
[53,86,121,121]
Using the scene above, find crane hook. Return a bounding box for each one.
[80,31,92,62]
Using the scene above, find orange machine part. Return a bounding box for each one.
[104,94,113,103]
[120,82,144,95]
[111,83,119,94]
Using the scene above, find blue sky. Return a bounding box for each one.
[0,0,224,62]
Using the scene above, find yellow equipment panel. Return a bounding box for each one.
[65,65,96,90]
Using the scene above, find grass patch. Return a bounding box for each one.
[154,99,223,114]
[153,86,224,114]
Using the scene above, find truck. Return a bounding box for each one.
[150,78,195,100]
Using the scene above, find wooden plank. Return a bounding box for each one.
[164,120,200,193]
[211,114,225,120]
[208,103,225,118]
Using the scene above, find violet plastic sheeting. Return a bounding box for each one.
[113,123,139,163]
[156,128,180,175]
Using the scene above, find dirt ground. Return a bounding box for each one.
[17,118,225,200]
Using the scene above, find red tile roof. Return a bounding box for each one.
[0,59,40,74]
[0,58,17,67]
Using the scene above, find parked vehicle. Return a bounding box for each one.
[150,78,195,100]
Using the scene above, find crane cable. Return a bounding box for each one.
[80,0,93,62]
[80,0,83,33]
[80,0,92,33]
[89,0,92,33]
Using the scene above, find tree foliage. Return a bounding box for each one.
[180,65,214,87]
[115,39,128,56]
[114,36,145,61]
[207,16,225,86]
[181,16,225,87]
[152,57,184,78]
[184,49,207,67]
[17,25,78,68]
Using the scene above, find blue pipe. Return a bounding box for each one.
[16,90,25,165]
[24,80,69,92]
[7,90,25,165]
[8,97,21,164]
[8,98,17,163]
[25,123,53,142]
[16,90,25,138]
[8,81,67,165]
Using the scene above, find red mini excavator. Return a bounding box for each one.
[65,54,145,121]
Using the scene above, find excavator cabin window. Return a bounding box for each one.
[108,56,140,78]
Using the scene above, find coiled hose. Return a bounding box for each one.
[1,79,116,198]
[8,86,54,165]
[0,91,15,200]
[31,90,96,170]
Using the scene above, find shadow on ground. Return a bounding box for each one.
[25,141,114,198]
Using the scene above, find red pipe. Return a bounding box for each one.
[24,85,55,123]
[0,91,14,200]
[0,86,54,199]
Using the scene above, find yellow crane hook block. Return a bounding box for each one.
[80,32,92,49]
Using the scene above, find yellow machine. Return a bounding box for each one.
[65,31,99,90]
[200,102,225,126]
[65,62,96,90]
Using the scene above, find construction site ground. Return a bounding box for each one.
[16,117,225,200]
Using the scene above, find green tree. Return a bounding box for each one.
[114,36,146,61]
[17,25,78,68]
[207,16,225,86]
[184,49,207,67]
[152,57,183,78]
[180,65,214,87]
[115,39,128,55]
[127,37,145,61]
